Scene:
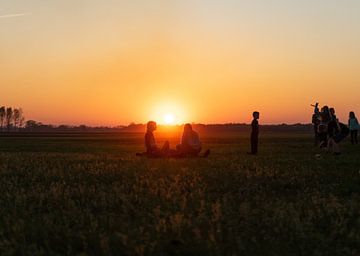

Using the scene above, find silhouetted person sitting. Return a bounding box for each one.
[176,124,202,156]
[175,124,210,158]
[137,121,170,157]
[248,111,260,155]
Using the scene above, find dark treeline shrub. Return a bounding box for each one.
[0,106,25,132]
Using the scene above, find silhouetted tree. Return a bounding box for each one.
[12,108,25,131]
[5,107,13,131]
[13,108,20,129]
[19,108,25,129]
[0,106,5,132]
[25,120,40,132]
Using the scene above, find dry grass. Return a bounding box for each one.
[0,132,359,255]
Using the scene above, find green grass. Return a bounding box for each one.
[0,132,360,255]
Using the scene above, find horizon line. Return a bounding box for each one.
[23,121,313,128]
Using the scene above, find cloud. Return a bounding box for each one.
[0,13,31,19]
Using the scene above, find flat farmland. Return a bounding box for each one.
[0,132,359,255]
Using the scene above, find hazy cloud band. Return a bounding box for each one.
[0,13,30,19]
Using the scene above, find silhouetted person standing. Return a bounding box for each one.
[318,106,331,148]
[312,103,320,146]
[349,111,359,145]
[248,111,260,155]
[327,108,349,155]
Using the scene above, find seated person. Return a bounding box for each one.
[176,124,202,156]
[139,121,170,157]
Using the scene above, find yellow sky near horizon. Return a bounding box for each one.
[1,0,360,126]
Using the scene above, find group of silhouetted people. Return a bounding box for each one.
[137,121,210,158]
[136,104,358,159]
[312,103,359,155]
[137,111,261,158]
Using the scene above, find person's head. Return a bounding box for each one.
[330,108,335,116]
[349,111,356,119]
[184,123,193,133]
[253,111,260,120]
[146,121,157,132]
[321,106,329,113]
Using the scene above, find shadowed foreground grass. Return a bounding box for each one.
[0,132,360,255]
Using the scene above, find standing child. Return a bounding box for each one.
[248,111,260,155]
[349,111,359,145]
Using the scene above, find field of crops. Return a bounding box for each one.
[0,132,360,255]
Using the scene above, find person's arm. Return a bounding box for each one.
[314,103,319,115]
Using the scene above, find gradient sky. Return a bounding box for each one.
[1,0,360,125]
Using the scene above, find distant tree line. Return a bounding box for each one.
[23,121,125,133]
[0,106,25,132]
[0,116,314,133]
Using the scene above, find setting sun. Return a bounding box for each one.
[148,102,187,125]
[2,0,360,126]
[163,114,175,125]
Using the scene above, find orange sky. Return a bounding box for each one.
[1,0,360,126]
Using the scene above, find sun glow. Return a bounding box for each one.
[149,102,188,125]
[163,114,175,125]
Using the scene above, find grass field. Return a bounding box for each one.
[0,131,360,255]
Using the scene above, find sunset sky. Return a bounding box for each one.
[1,0,360,126]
